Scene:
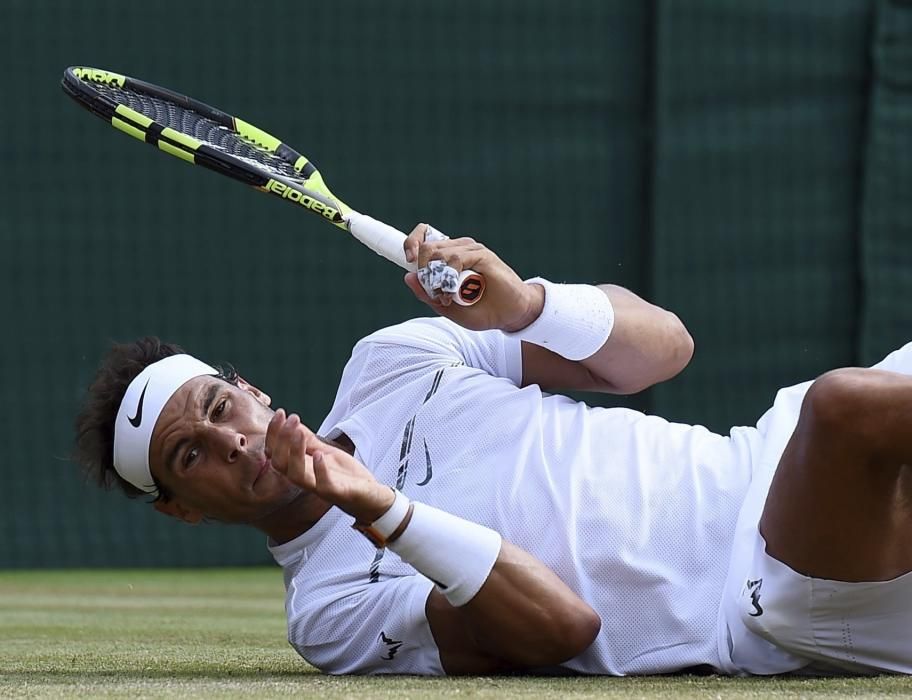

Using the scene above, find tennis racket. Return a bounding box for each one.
[60,66,485,306]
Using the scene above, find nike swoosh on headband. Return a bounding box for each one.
[128,380,150,428]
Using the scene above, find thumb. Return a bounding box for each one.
[404,272,431,302]
[311,447,347,486]
[309,449,333,490]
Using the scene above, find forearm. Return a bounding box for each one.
[371,495,600,673]
[517,281,693,395]
[272,415,602,674]
[450,541,601,670]
[399,228,694,394]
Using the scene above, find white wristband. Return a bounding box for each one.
[388,502,502,607]
[504,277,614,361]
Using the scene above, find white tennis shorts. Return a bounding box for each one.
[736,532,912,675]
[717,341,912,676]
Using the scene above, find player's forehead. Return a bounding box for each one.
[150,375,221,443]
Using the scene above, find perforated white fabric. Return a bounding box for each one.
[270,317,761,675]
[717,340,912,676]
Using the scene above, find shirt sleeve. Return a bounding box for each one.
[287,574,443,675]
[318,317,524,443]
[357,317,523,385]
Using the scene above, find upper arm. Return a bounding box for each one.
[520,283,694,395]
[521,341,619,393]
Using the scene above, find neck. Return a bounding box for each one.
[254,489,333,545]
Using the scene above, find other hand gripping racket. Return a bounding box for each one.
[61,67,485,306]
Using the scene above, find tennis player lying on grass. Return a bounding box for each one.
[76,226,912,676]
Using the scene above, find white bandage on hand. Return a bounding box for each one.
[504,277,615,361]
[417,226,460,298]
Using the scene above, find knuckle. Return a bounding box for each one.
[442,251,462,267]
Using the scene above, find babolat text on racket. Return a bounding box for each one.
[61,66,485,306]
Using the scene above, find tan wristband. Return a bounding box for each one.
[352,489,414,549]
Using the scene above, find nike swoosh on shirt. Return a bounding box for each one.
[416,438,433,486]
[128,380,150,428]
[365,366,453,582]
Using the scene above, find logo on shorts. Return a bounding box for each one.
[746,578,764,617]
[378,631,403,660]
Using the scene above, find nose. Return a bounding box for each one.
[217,429,247,463]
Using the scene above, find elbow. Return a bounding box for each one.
[667,312,694,375]
[566,606,602,658]
[678,322,695,370]
[542,605,602,665]
[600,314,693,395]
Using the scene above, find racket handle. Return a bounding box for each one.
[346,212,485,306]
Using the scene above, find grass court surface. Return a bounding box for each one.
[2,568,911,699]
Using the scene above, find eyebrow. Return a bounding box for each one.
[201,382,220,418]
[164,382,223,472]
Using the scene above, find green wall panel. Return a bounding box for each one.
[4,0,906,570]
[650,0,872,429]
[859,0,912,363]
[1,0,647,567]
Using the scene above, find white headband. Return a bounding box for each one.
[113,354,218,494]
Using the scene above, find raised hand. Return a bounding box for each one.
[265,409,394,523]
[403,224,544,332]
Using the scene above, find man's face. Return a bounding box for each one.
[148,375,299,524]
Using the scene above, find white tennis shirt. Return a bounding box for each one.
[268,317,762,675]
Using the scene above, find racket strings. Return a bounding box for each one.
[91,81,307,181]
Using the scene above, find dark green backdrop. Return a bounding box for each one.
[2,0,908,568]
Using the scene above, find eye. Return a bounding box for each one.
[213,399,228,419]
[184,447,199,468]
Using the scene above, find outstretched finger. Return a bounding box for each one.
[404,223,429,264]
[265,408,286,459]
[289,429,315,491]
[273,412,301,470]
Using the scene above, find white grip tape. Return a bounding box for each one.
[346,211,480,307]
[346,211,414,271]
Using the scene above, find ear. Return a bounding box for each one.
[153,498,205,525]
[237,376,271,407]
